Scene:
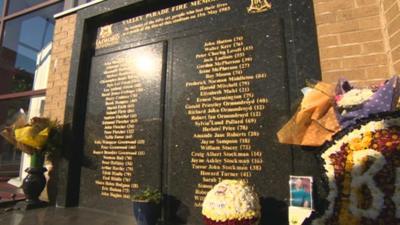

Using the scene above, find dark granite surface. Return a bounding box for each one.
[0,207,136,225]
[166,19,291,225]
[80,43,166,214]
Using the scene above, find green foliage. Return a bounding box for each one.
[42,120,63,162]
[131,187,162,204]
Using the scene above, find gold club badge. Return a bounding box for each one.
[99,25,113,39]
[248,0,272,14]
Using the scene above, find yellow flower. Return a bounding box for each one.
[349,138,362,150]
[14,126,49,150]
[349,132,372,151]
[362,132,372,146]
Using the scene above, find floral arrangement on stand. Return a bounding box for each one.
[278,76,400,225]
[1,112,62,163]
[0,110,62,207]
[202,180,261,225]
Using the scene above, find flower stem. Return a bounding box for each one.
[30,152,44,168]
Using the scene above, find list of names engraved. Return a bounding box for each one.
[185,36,269,207]
[93,57,145,199]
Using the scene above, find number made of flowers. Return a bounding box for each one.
[349,149,385,219]
[314,118,400,225]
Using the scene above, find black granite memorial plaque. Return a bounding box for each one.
[166,19,291,225]
[62,0,322,223]
[79,42,166,215]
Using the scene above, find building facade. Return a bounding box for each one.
[0,0,96,186]
[0,0,400,223]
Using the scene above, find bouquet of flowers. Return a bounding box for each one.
[277,76,400,147]
[202,180,261,225]
[0,110,62,167]
[277,81,340,146]
[335,76,400,128]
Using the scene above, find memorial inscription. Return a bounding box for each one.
[93,57,145,199]
[168,21,291,224]
[186,35,267,207]
[95,0,232,49]
[80,43,166,214]
[120,2,230,36]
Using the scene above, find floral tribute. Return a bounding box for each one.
[202,180,261,225]
[0,110,62,166]
[278,76,400,147]
[314,114,400,225]
[277,76,400,224]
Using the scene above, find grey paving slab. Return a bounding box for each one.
[0,207,136,225]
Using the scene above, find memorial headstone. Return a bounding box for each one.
[67,0,321,224]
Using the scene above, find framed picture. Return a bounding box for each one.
[289,176,313,209]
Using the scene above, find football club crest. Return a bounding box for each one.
[247,0,272,14]
[99,25,113,39]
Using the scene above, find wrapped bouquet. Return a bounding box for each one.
[0,110,61,167]
[277,76,400,147]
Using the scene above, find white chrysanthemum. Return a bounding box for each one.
[202,180,260,222]
[337,89,374,108]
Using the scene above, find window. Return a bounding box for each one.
[0,0,63,182]
[0,97,32,175]
[7,0,50,15]
[0,0,4,15]
[0,3,62,94]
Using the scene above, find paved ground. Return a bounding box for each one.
[0,182,24,205]
[0,207,136,225]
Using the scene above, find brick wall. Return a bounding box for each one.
[43,14,77,122]
[313,0,393,84]
[39,13,77,203]
[383,0,400,73]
